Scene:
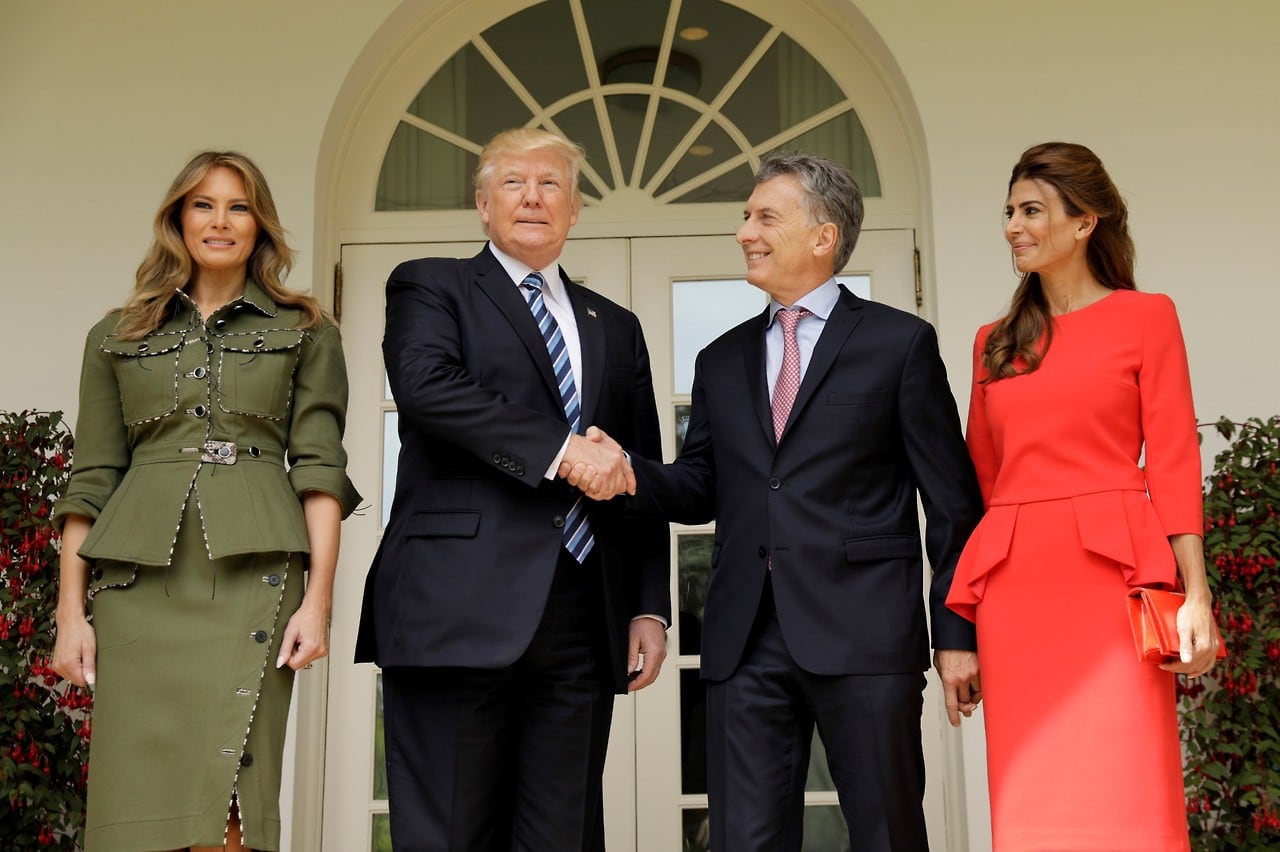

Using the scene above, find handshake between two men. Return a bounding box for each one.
[559,426,633,501]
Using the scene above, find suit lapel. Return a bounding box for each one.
[779,286,865,443]
[564,274,604,429]
[742,307,775,444]
[474,248,562,407]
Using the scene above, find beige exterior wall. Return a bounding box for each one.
[3,1,1276,848]
[0,0,398,411]
[854,0,1279,433]
[6,0,1274,431]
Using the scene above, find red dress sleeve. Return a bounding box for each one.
[1138,294,1203,536]
[965,326,999,508]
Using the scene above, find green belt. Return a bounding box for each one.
[129,440,285,466]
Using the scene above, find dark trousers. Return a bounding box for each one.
[383,550,614,852]
[707,578,929,852]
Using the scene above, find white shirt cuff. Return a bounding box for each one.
[544,433,572,480]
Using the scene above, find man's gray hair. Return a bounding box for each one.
[756,151,864,272]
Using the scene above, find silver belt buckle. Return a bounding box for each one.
[201,440,238,465]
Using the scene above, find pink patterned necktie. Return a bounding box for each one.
[771,307,811,441]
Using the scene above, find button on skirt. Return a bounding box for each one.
[84,499,303,852]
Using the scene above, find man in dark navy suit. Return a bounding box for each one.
[356,128,669,851]
[569,151,984,851]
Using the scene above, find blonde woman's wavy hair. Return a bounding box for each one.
[115,150,321,339]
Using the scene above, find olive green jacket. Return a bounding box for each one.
[54,282,361,566]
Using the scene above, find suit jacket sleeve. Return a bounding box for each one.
[383,262,570,482]
[898,321,984,651]
[614,314,672,620]
[628,348,717,525]
[287,320,362,516]
[53,316,130,531]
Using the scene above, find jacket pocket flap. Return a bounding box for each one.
[101,331,186,357]
[845,534,918,562]
[221,329,306,353]
[408,511,481,538]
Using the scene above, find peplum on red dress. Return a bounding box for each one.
[947,289,1201,851]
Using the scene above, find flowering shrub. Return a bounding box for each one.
[1182,416,1280,848]
[1,410,90,849]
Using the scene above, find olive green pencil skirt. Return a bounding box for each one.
[84,500,304,852]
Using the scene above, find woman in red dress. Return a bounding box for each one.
[947,142,1221,851]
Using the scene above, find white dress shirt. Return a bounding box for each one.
[488,242,580,479]
[765,277,840,397]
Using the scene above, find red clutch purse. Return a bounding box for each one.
[1126,588,1227,664]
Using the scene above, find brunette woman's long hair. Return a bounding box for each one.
[115,151,321,340]
[982,142,1136,381]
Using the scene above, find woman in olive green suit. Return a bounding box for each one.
[51,151,360,852]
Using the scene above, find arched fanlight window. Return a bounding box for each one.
[375,0,880,211]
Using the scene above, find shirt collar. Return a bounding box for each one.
[235,279,279,317]
[489,241,566,304]
[766,277,840,328]
[173,279,279,319]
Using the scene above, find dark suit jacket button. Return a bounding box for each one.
[253,630,268,643]
[768,477,781,490]
[758,546,768,558]
[553,515,566,528]
[492,453,502,464]
[240,753,253,767]
[515,466,525,476]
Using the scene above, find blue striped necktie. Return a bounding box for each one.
[521,272,594,562]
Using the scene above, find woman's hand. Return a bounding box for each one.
[1161,533,1220,677]
[276,598,331,671]
[1160,593,1219,676]
[277,492,342,671]
[52,610,97,688]
[52,515,96,687]
[276,492,342,670]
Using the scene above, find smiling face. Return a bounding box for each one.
[180,166,258,280]
[736,174,836,304]
[476,148,579,270]
[1004,178,1093,277]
